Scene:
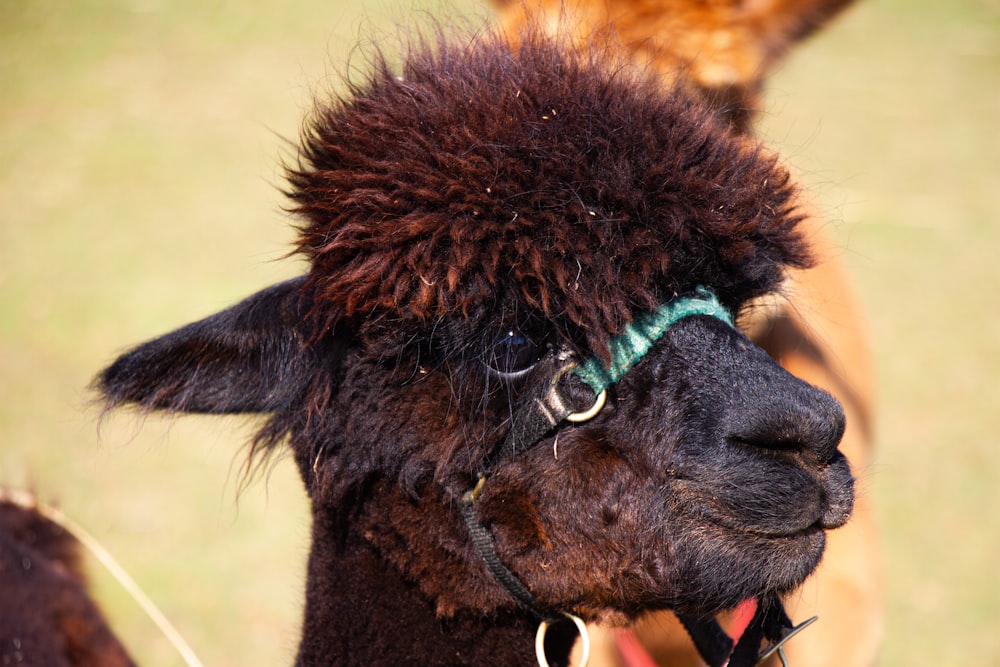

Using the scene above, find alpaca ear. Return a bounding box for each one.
[753,0,855,45]
[96,276,325,414]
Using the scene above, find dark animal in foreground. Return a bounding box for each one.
[95,30,854,666]
[0,492,135,667]
[492,1,883,665]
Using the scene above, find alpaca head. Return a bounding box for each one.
[96,31,853,627]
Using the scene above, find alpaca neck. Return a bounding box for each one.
[294,508,576,667]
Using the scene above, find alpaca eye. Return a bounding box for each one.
[485,330,541,378]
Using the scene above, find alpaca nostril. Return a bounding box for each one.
[729,385,846,465]
[804,389,847,463]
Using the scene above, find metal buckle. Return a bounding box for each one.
[756,615,819,666]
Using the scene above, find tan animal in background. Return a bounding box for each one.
[490,2,883,666]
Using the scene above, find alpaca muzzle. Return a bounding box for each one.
[459,287,831,667]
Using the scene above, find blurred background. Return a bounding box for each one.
[1,0,997,665]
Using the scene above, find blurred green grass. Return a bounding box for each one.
[1,0,997,665]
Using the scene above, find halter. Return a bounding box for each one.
[460,287,816,666]
[458,288,801,665]
[472,287,733,476]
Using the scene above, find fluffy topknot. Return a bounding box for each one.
[287,29,809,355]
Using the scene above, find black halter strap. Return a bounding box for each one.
[459,477,557,622]
[459,347,596,622]
[479,347,593,474]
[678,594,817,667]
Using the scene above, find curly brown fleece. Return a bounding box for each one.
[287,31,810,360]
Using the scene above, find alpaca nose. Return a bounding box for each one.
[665,315,847,466]
[726,379,846,466]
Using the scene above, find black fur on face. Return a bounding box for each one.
[468,314,852,620]
[297,300,853,621]
[95,27,853,639]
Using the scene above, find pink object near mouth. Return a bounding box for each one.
[614,598,761,667]
[727,597,759,645]
[613,626,660,667]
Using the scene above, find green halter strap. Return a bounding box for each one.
[572,286,733,395]
[475,286,733,473]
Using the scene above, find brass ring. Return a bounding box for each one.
[549,355,607,424]
[535,613,590,667]
[566,388,607,423]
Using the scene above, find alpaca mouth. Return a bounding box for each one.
[722,494,850,541]
[732,519,825,540]
[673,468,852,541]
[741,483,852,538]
[705,512,829,546]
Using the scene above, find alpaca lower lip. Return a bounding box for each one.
[817,459,855,529]
[819,503,852,529]
[736,521,824,540]
[694,507,825,540]
[681,482,833,538]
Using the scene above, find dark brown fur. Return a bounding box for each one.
[492,2,882,666]
[96,29,855,666]
[288,34,811,355]
[0,496,135,667]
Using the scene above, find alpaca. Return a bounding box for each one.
[96,30,855,667]
[493,0,857,135]
[491,2,883,665]
[0,492,135,667]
